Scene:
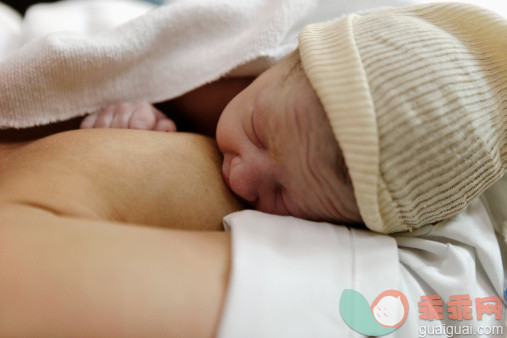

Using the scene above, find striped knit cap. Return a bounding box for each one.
[298,2,506,234]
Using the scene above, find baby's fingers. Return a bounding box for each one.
[80,113,97,129]
[128,104,157,130]
[153,112,177,132]
[128,104,177,132]
[80,102,176,132]
[80,106,115,129]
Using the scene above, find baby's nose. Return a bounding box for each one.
[226,154,274,205]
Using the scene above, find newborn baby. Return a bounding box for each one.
[81,52,363,225]
[80,3,506,234]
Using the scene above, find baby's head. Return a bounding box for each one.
[217,51,362,224]
[217,4,506,233]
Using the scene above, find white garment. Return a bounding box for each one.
[219,178,506,337]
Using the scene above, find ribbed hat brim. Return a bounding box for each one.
[299,14,388,232]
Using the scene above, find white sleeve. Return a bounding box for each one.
[217,210,401,338]
[218,197,505,337]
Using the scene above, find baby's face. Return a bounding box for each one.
[216,57,361,224]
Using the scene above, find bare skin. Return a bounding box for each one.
[0,129,244,336]
[82,54,362,224]
[0,204,231,337]
[0,129,244,230]
[0,74,255,337]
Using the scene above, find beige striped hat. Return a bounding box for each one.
[298,2,506,234]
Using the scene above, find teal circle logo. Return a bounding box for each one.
[339,289,409,336]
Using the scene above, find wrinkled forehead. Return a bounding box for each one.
[252,70,306,156]
[260,66,340,163]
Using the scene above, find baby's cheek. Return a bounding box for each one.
[252,189,278,214]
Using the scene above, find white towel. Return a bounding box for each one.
[0,0,416,129]
[0,3,22,57]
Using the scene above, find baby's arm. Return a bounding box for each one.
[162,76,254,136]
[80,77,254,136]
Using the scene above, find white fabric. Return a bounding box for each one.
[0,0,415,129]
[219,177,506,337]
[0,3,21,56]
[21,0,155,41]
[220,211,399,337]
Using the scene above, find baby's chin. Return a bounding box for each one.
[251,199,365,228]
[252,196,291,218]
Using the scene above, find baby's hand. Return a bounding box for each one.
[80,102,177,132]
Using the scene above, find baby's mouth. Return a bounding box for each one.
[222,162,231,190]
[221,159,255,207]
[221,155,258,207]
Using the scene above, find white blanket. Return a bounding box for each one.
[0,0,415,129]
